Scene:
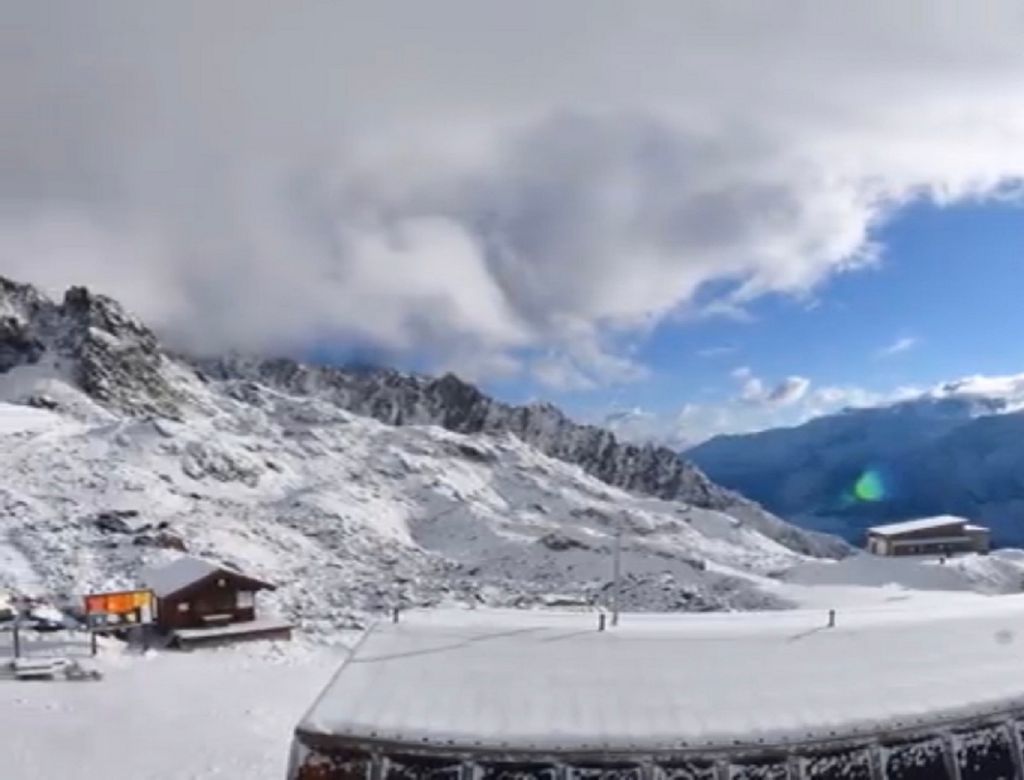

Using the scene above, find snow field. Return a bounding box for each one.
[0,631,346,780]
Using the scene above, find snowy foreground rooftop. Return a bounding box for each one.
[300,602,1024,753]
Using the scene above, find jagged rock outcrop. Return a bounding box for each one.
[196,356,725,503]
[0,277,184,418]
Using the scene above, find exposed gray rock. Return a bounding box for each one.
[537,531,590,552]
[0,277,184,418]
[196,355,849,558]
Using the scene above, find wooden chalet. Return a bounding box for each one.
[141,557,292,648]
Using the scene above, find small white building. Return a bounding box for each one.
[866,515,990,557]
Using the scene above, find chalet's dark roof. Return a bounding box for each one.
[141,556,275,598]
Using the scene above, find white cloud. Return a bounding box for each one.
[607,377,918,448]
[606,370,1024,448]
[4,3,1024,380]
[739,376,768,404]
[730,367,810,407]
[767,376,812,405]
[804,384,919,417]
[527,319,650,389]
[876,336,920,358]
[603,405,697,451]
[530,355,597,392]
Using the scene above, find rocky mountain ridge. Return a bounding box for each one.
[193,356,846,555]
[207,357,722,502]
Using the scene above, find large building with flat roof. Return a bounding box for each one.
[865,515,990,557]
[289,606,1024,779]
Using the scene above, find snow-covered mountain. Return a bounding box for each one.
[191,355,845,558]
[688,378,1024,546]
[0,275,847,630]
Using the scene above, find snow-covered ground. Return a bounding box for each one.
[11,591,1024,779]
[781,549,1024,592]
[0,632,345,780]
[0,390,814,625]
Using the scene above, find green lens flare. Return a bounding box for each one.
[854,469,886,502]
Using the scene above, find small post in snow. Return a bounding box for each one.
[611,525,623,627]
[598,613,606,632]
[828,609,836,629]
[12,616,20,659]
[391,606,400,624]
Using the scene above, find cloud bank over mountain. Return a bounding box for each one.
[5,2,1024,385]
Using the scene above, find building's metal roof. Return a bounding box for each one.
[867,515,976,537]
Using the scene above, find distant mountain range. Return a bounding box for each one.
[687,377,1024,546]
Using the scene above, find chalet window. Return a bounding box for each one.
[238,591,255,609]
[178,602,190,613]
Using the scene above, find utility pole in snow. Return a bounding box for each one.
[611,524,622,627]
[12,610,21,659]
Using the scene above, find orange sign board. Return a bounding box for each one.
[84,589,154,617]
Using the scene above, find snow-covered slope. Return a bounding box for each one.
[688,376,1024,545]
[0,391,810,627]
[0,275,849,628]
[194,356,844,557]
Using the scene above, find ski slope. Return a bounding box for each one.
[301,602,1024,753]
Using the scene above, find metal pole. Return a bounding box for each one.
[12,616,20,660]
[611,526,622,627]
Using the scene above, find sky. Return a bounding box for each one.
[544,198,1024,445]
[3,2,1024,446]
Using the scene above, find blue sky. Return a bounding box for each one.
[481,198,1024,443]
